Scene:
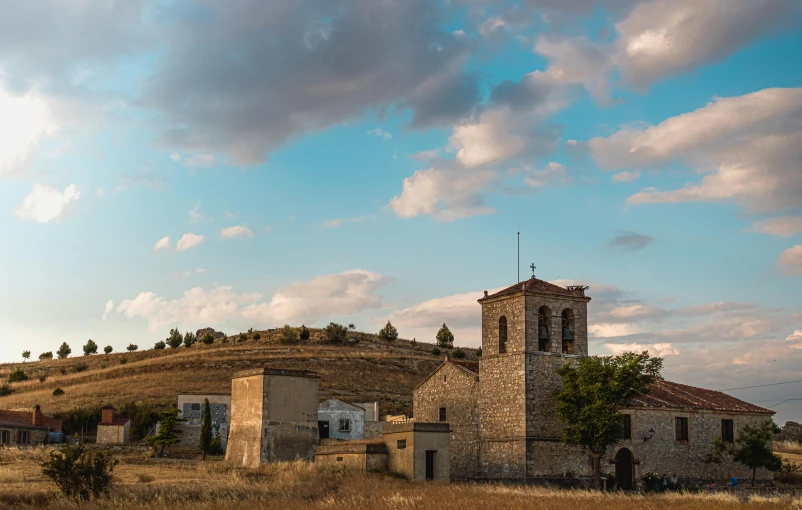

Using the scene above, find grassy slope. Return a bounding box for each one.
[0,329,467,418]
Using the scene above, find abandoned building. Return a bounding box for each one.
[0,405,62,446]
[96,404,131,445]
[177,393,231,452]
[413,276,776,488]
[225,368,319,468]
[317,399,381,441]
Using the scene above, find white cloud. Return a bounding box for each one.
[523,162,572,188]
[787,330,802,349]
[676,302,758,316]
[409,149,440,162]
[176,233,204,251]
[189,202,203,223]
[153,236,171,252]
[451,109,530,168]
[612,170,641,184]
[589,323,644,338]
[14,183,80,223]
[367,128,392,140]
[778,245,802,275]
[101,300,114,322]
[0,84,58,175]
[220,225,254,239]
[604,342,680,357]
[322,215,371,229]
[533,35,612,100]
[479,16,506,37]
[748,216,802,238]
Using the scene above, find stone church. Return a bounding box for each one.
[413,277,776,488]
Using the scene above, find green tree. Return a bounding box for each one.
[202,333,214,345]
[199,398,212,460]
[431,347,441,356]
[39,351,53,360]
[147,409,183,457]
[22,350,30,362]
[8,368,28,383]
[154,341,166,350]
[280,325,298,344]
[57,342,72,359]
[452,349,466,359]
[732,420,783,487]
[299,325,310,341]
[378,321,399,342]
[126,344,138,352]
[167,328,182,349]
[324,323,348,344]
[704,436,729,481]
[555,351,662,490]
[183,332,196,348]
[41,444,118,500]
[103,345,113,354]
[436,323,454,349]
[83,339,98,356]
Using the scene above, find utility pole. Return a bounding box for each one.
[517,231,520,282]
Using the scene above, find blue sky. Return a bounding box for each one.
[1,0,801,423]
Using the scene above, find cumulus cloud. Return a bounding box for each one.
[220,225,254,239]
[612,170,640,184]
[778,245,802,275]
[153,236,171,252]
[604,342,679,357]
[101,300,114,322]
[0,84,59,175]
[748,216,802,238]
[787,330,802,349]
[606,231,654,252]
[176,233,204,251]
[14,183,80,223]
[523,162,572,188]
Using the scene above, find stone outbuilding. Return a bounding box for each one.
[413,276,777,488]
[0,405,62,446]
[226,368,319,468]
[96,405,131,444]
[177,394,231,452]
[318,398,366,441]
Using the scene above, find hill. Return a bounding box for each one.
[0,328,474,420]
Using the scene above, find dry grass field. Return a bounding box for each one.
[0,329,455,417]
[0,447,799,510]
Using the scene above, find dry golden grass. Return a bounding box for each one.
[776,441,802,457]
[0,330,459,417]
[0,448,798,509]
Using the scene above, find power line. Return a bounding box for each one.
[718,379,802,392]
[768,399,802,409]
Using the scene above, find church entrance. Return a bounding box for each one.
[615,448,634,490]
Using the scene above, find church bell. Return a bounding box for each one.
[538,324,549,339]
[562,327,574,341]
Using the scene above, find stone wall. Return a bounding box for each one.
[614,408,775,485]
[318,399,366,441]
[96,423,129,445]
[0,428,49,446]
[413,361,479,479]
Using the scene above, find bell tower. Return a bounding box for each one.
[476,276,591,480]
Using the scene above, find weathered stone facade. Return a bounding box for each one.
[318,398,366,441]
[97,421,130,444]
[0,406,62,446]
[177,394,231,451]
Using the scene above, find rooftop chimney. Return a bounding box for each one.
[101,404,115,425]
[32,405,41,426]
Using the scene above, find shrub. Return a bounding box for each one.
[252,332,261,340]
[202,333,215,345]
[324,323,348,344]
[119,357,128,365]
[59,368,67,375]
[126,344,138,352]
[436,324,454,349]
[183,331,196,348]
[41,444,118,500]
[53,388,65,396]
[280,325,298,344]
[0,384,12,396]
[210,435,225,456]
[73,363,88,373]
[154,341,166,350]
[57,342,72,359]
[238,332,247,342]
[378,321,399,342]
[167,328,182,349]
[348,323,355,330]
[452,349,466,359]
[103,345,113,354]
[299,325,310,341]
[39,351,54,360]
[83,339,98,356]
[100,363,107,369]
[431,347,441,356]
[117,401,159,442]
[8,368,28,383]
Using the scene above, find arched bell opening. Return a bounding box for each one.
[537,306,551,352]
[561,308,575,354]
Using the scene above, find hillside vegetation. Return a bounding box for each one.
[0,328,472,418]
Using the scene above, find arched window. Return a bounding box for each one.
[498,316,507,354]
[562,308,575,354]
[538,306,551,352]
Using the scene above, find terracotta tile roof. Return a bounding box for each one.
[628,380,774,415]
[479,277,585,301]
[0,417,50,430]
[99,418,131,427]
[0,409,62,430]
[448,360,478,375]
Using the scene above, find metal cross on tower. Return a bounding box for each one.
[530,263,536,278]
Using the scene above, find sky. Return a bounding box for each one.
[1,0,801,423]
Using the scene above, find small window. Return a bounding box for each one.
[722,419,734,443]
[439,407,447,422]
[675,417,689,442]
[499,316,508,354]
[336,456,343,462]
[622,415,632,440]
[0,430,7,444]
[397,439,407,450]
[190,403,201,411]
[443,374,447,382]
[339,419,351,432]
[18,431,30,445]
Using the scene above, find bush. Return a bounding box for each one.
[41,444,118,500]
[378,321,399,342]
[299,325,310,341]
[238,332,247,342]
[154,341,166,350]
[452,349,466,359]
[0,384,12,396]
[103,345,113,354]
[252,332,261,340]
[59,368,67,375]
[73,363,88,373]
[83,339,98,356]
[280,325,298,344]
[8,368,28,383]
[39,351,54,360]
[57,342,72,359]
[53,388,65,396]
[39,375,47,383]
[202,333,215,345]
[431,348,441,356]
[324,323,348,344]
[119,357,128,365]
[126,344,138,352]
[209,435,225,456]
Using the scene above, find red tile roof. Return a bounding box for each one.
[628,380,774,415]
[99,418,131,427]
[479,277,586,301]
[448,360,479,375]
[0,417,50,430]
[0,409,62,430]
